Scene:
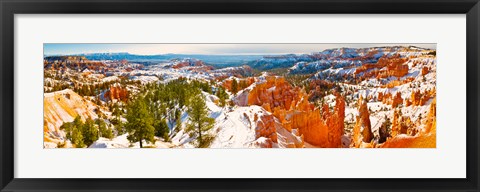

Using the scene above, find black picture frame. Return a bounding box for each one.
[1,0,479,191]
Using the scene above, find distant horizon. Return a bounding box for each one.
[44,43,436,56]
[43,52,284,57]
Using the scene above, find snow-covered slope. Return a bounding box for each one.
[43,89,99,147]
[89,134,174,148]
[288,46,433,75]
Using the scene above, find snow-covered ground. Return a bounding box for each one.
[87,89,305,148]
[89,134,174,148]
[209,106,261,148]
[129,75,159,84]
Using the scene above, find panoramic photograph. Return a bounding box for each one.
[43,43,436,148]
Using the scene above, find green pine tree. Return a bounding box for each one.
[96,119,114,139]
[231,78,238,95]
[82,118,99,147]
[186,94,215,148]
[112,103,122,121]
[114,120,125,135]
[60,115,86,148]
[155,118,169,141]
[239,80,247,90]
[216,86,228,107]
[125,97,156,148]
[175,117,182,133]
[71,126,85,148]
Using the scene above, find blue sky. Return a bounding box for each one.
[44,43,436,56]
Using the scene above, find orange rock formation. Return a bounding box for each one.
[380,91,404,108]
[407,89,435,107]
[421,66,429,76]
[104,86,129,102]
[241,76,345,147]
[381,98,436,148]
[223,77,255,93]
[357,96,374,143]
[354,54,409,81]
[254,113,278,143]
[392,92,404,108]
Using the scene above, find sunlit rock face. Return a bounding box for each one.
[424,98,436,134]
[222,77,255,93]
[44,89,98,143]
[252,112,305,148]
[381,98,436,148]
[379,91,405,108]
[384,60,409,78]
[352,116,362,148]
[421,66,430,76]
[357,96,374,143]
[354,54,409,82]
[254,113,278,143]
[408,88,435,107]
[104,86,129,102]
[391,109,401,137]
[239,76,345,147]
[391,92,404,108]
